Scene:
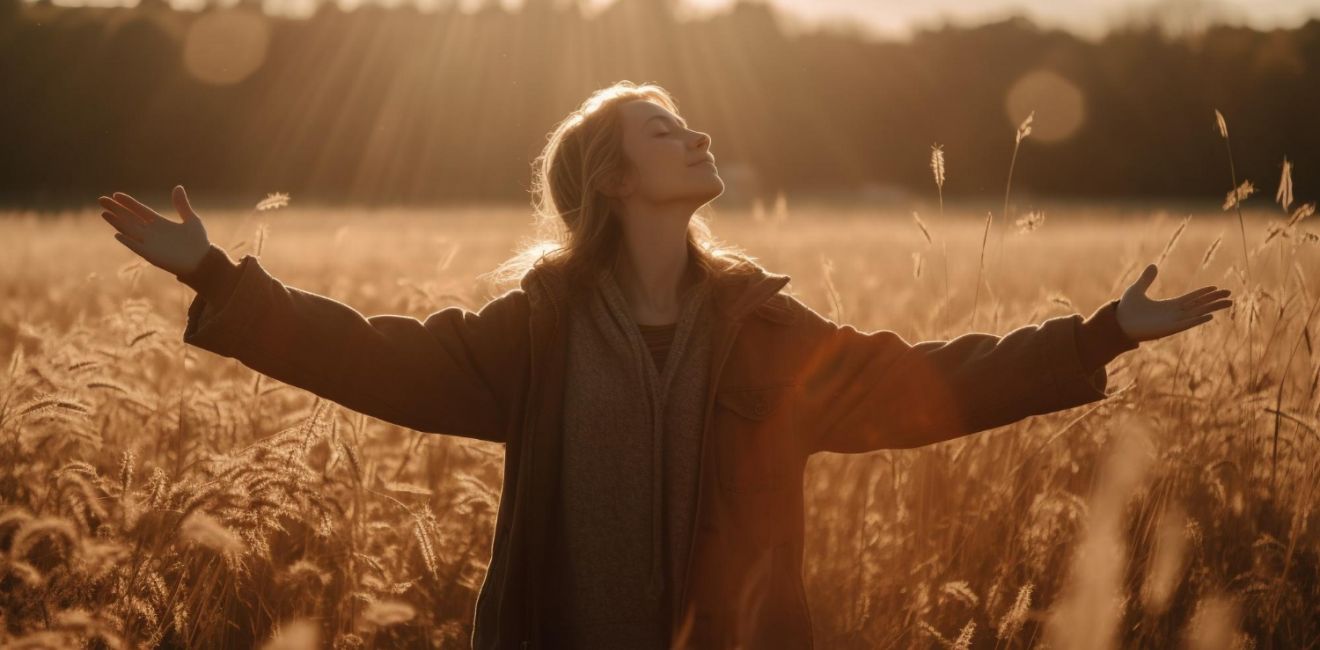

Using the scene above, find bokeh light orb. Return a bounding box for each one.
[182,11,271,85]
[1004,70,1086,143]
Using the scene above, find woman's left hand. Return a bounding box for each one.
[1117,263,1233,343]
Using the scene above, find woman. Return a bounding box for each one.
[98,81,1231,649]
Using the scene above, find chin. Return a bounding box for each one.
[691,189,722,208]
[695,178,724,204]
[663,178,724,208]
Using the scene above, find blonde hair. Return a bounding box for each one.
[487,80,758,292]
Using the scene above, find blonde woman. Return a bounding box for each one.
[98,81,1231,649]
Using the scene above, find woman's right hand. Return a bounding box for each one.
[99,185,212,276]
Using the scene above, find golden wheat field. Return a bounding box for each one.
[2,198,1317,649]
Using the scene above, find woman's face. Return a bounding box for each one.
[611,99,723,209]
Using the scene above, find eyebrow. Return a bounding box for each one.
[646,114,688,129]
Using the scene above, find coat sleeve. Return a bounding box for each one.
[791,296,1132,455]
[178,249,529,444]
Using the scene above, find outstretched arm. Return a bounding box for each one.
[99,186,529,444]
[796,262,1230,455]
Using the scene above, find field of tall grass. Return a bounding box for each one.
[2,196,1317,648]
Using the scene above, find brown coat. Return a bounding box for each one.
[177,245,1137,649]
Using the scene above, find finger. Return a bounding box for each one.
[1173,286,1218,304]
[113,232,150,258]
[101,210,144,242]
[1187,299,1233,316]
[102,210,142,239]
[1183,289,1232,309]
[172,185,199,223]
[99,195,148,225]
[111,191,165,223]
[1166,313,1214,336]
[1130,263,1158,294]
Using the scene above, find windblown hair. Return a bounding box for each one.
[486,80,758,292]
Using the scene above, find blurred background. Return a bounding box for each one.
[3,0,1318,209]
[5,2,1320,648]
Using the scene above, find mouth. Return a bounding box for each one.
[689,156,716,167]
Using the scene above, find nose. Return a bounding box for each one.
[691,130,710,150]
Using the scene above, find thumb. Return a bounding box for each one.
[172,185,198,222]
[1131,263,1158,294]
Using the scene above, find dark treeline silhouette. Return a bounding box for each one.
[2,0,1317,209]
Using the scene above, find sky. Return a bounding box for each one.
[620,0,1320,39]
[675,0,1314,38]
[35,0,1320,37]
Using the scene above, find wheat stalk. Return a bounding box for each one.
[997,583,1034,640]
[1276,157,1293,212]
[1015,210,1045,234]
[923,142,952,333]
[1215,108,1256,395]
[1156,215,1191,266]
[1284,203,1313,230]
[1201,232,1224,269]
[952,620,975,650]
[255,192,290,211]
[972,211,992,330]
[996,111,1034,278]
[931,143,946,216]
[911,211,933,246]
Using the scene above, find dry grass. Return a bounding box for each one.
[1,199,1318,648]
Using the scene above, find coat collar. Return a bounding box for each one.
[519,256,793,324]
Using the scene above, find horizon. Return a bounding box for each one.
[23,0,1320,39]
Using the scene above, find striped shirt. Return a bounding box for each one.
[637,321,679,374]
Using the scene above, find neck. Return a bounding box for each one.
[611,202,700,325]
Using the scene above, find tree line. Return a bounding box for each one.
[2,0,1316,209]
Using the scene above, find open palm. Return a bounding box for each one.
[98,185,211,276]
[1117,263,1233,342]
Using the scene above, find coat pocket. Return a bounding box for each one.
[713,384,794,493]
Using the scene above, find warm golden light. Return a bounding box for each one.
[1004,69,1086,143]
[182,10,271,85]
